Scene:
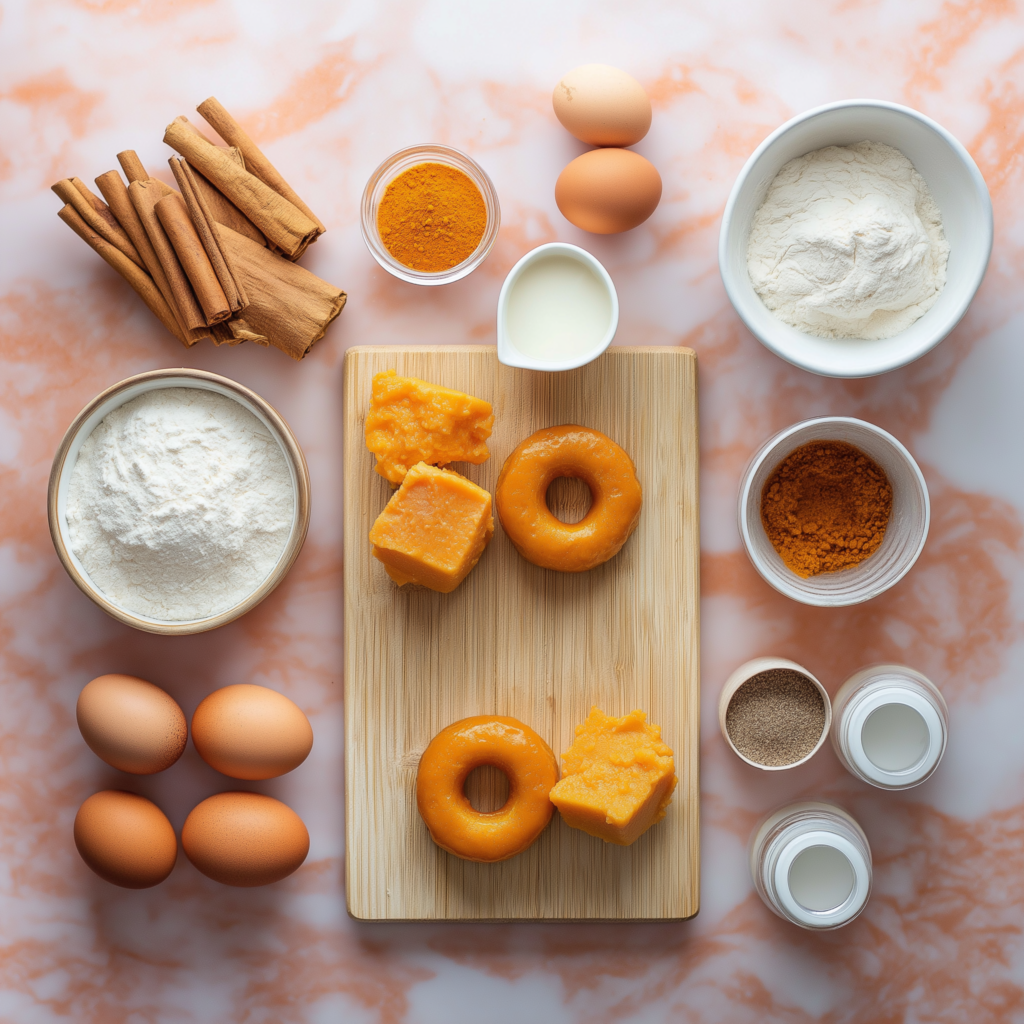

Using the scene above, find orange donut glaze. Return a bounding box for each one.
[416,716,558,863]
[495,425,642,572]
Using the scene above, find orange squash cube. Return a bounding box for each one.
[365,369,494,484]
[369,463,494,593]
[549,707,677,846]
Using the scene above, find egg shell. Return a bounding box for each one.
[552,64,652,147]
[74,790,177,889]
[191,684,313,781]
[77,674,187,775]
[181,791,309,887]
[555,149,663,234]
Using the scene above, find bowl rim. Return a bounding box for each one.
[359,143,501,286]
[47,367,311,636]
[718,98,994,378]
[737,416,931,607]
[496,241,620,371]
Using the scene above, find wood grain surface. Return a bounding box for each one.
[343,346,700,921]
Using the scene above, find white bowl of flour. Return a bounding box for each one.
[48,369,310,635]
[719,100,992,378]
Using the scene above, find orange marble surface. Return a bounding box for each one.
[2,0,1023,1020]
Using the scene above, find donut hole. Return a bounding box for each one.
[463,764,511,812]
[546,476,593,525]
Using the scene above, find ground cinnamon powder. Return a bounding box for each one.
[760,440,893,578]
[377,162,486,272]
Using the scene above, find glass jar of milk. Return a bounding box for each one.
[831,664,948,790]
[750,801,873,930]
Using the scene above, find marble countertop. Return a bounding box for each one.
[3,1,1023,1020]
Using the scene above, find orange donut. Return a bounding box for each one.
[416,716,558,863]
[495,425,642,572]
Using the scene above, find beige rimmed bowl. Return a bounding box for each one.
[719,657,832,771]
[47,368,311,636]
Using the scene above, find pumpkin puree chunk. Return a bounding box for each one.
[369,463,494,593]
[365,369,494,484]
[549,707,677,846]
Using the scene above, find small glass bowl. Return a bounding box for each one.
[360,144,501,286]
[737,416,930,607]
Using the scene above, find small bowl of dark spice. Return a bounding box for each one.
[720,657,832,770]
[361,144,500,286]
[738,417,930,606]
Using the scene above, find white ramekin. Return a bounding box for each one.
[718,656,832,771]
[719,99,993,378]
[48,368,311,636]
[738,417,930,606]
[496,242,618,371]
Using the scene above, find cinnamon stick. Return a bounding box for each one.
[128,177,207,334]
[117,150,149,185]
[186,156,267,247]
[167,156,247,312]
[223,317,268,345]
[208,318,268,347]
[155,192,231,325]
[95,169,191,340]
[164,117,319,260]
[197,96,326,234]
[107,156,205,343]
[51,178,144,270]
[58,204,187,346]
[215,224,345,359]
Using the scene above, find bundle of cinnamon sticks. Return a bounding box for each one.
[54,97,345,360]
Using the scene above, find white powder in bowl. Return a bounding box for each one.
[67,387,295,622]
[746,141,949,340]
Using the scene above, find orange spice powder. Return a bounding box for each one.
[377,162,486,273]
[760,440,893,578]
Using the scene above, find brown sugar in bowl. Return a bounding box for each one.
[718,657,832,771]
[737,417,929,607]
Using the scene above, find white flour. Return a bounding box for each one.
[747,141,949,340]
[67,387,294,621]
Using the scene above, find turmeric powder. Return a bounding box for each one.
[760,440,892,578]
[377,162,486,273]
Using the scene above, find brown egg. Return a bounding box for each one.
[77,674,187,775]
[74,790,177,888]
[555,148,663,234]
[552,64,652,147]
[191,684,313,780]
[181,792,309,886]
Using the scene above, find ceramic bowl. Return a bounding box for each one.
[360,144,500,286]
[719,656,832,771]
[719,99,993,377]
[738,416,929,607]
[496,242,619,371]
[47,368,311,636]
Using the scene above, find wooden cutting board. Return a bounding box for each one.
[343,346,700,921]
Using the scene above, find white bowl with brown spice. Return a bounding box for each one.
[738,417,930,607]
[719,657,832,771]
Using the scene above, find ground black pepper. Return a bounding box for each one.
[725,668,826,766]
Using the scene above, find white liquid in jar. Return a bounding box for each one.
[861,702,929,771]
[788,845,855,912]
[505,255,612,363]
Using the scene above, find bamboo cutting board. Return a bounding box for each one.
[343,346,700,921]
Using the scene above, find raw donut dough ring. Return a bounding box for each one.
[495,424,642,572]
[416,716,559,863]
